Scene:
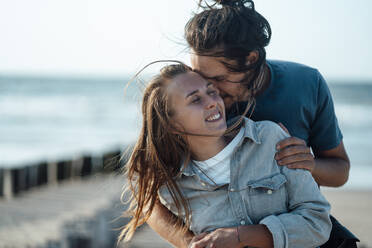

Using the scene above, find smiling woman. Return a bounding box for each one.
[119,61,332,248]
[166,72,227,148]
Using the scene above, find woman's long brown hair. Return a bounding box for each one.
[119,62,193,242]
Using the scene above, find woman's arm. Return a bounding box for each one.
[189,224,273,248]
[146,200,194,248]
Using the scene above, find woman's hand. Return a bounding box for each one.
[188,227,241,248]
[275,123,315,172]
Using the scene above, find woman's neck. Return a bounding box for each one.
[188,135,227,161]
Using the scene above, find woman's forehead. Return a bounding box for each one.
[167,72,210,96]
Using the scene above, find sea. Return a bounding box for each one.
[0,75,371,189]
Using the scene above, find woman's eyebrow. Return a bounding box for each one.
[186,83,213,99]
[186,90,199,98]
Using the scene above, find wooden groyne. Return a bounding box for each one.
[0,173,124,247]
[0,147,175,247]
[0,148,126,200]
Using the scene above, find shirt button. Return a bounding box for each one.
[267,189,273,194]
[240,220,246,225]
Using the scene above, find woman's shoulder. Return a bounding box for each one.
[243,118,290,143]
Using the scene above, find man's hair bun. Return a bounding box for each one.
[213,0,254,9]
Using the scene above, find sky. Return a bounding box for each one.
[0,0,371,80]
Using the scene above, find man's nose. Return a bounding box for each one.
[211,81,220,88]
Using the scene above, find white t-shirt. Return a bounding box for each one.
[192,127,245,185]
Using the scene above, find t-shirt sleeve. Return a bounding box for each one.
[309,71,343,151]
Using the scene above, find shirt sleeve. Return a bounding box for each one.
[309,71,343,151]
[259,166,332,248]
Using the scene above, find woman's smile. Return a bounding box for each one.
[205,110,222,122]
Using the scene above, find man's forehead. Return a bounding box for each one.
[194,70,222,80]
[191,54,227,78]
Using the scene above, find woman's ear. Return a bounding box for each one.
[245,51,259,65]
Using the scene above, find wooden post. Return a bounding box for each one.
[71,157,83,178]
[71,156,93,178]
[91,156,103,174]
[37,162,48,186]
[47,161,58,185]
[26,164,38,189]
[11,167,27,194]
[57,160,72,182]
[3,169,13,199]
[81,156,92,177]
[102,150,121,173]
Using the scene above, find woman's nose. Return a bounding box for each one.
[205,96,217,109]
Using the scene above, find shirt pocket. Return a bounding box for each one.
[242,173,288,223]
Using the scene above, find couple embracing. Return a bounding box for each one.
[120,1,358,247]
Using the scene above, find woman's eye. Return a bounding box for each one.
[192,97,201,103]
[208,90,217,95]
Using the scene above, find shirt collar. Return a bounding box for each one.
[179,159,196,177]
[241,117,261,144]
[229,116,261,144]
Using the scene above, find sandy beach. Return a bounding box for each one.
[322,189,372,248]
[1,173,370,247]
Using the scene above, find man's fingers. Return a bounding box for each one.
[286,161,314,171]
[207,243,216,248]
[275,145,311,160]
[192,238,210,248]
[189,233,208,248]
[276,136,306,150]
[193,233,208,241]
[190,233,212,248]
[277,153,314,165]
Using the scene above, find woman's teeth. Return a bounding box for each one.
[206,113,221,121]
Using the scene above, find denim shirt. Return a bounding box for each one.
[158,118,332,248]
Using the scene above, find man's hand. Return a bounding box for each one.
[188,228,240,248]
[275,123,350,187]
[275,123,315,172]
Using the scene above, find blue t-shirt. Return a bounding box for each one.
[228,60,342,151]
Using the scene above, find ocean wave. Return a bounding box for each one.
[335,103,372,128]
[0,95,139,122]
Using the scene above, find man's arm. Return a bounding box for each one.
[146,200,194,248]
[275,137,350,187]
[312,141,350,187]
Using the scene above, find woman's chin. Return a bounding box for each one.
[208,123,227,137]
